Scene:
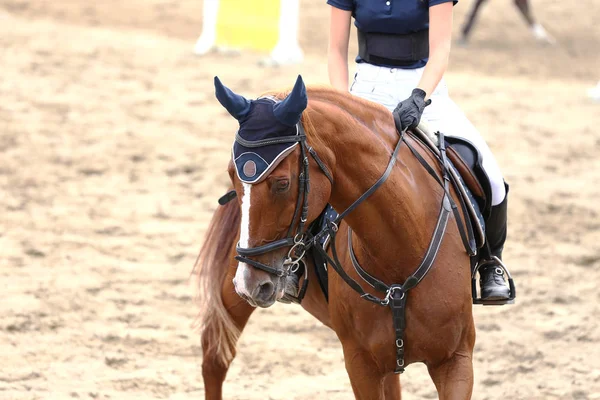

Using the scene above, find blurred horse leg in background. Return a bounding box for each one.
[460,0,555,45]
[513,0,556,44]
[459,0,490,45]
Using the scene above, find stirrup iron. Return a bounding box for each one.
[471,256,516,305]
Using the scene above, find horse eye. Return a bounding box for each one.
[274,179,290,193]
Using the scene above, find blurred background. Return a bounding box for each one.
[0,0,599,399]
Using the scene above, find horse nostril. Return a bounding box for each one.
[254,281,275,301]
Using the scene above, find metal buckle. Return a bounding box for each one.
[282,236,307,275]
[381,286,404,306]
[329,221,338,232]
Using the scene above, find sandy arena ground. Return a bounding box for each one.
[1,0,599,399]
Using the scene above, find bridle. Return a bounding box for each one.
[234,123,333,278]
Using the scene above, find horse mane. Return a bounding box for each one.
[262,85,394,154]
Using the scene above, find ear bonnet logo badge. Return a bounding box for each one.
[243,160,257,178]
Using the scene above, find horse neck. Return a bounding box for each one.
[308,95,445,278]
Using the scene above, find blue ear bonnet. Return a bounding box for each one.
[215,75,308,184]
[233,99,300,183]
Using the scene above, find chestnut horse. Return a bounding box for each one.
[195,76,476,399]
[460,0,555,45]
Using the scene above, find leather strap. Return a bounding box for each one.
[308,145,334,185]
[332,129,406,225]
[236,238,295,257]
[389,286,408,373]
[348,232,389,293]
[235,132,305,148]
[404,137,475,256]
[235,255,286,277]
[218,190,237,205]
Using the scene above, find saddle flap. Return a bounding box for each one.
[409,126,487,249]
[446,147,484,198]
[444,136,493,219]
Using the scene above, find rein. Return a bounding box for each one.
[233,112,459,373]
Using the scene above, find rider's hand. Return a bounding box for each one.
[393,88,432,130]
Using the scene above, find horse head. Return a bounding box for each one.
[215,76,332,307]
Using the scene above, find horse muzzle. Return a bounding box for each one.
[233,261,284,308]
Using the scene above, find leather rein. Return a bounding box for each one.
[232,114,467,373]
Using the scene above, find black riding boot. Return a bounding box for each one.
[480,183,511,300]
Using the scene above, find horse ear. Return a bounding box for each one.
[273,75,307,127]
[214,76,252,120]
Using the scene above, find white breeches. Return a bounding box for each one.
[350,62,506,206]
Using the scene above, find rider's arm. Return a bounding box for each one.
[417,2,454,100]
[327,6,353,92]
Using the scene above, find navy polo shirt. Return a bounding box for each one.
[328,0,457,69]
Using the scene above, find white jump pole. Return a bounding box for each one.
[588,80,600,102]
[193,0,303,65]
[193,0,219,55]
[269,0,304,65]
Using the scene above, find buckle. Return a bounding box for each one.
[381,286,404,306]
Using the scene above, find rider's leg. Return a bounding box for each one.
[479,183,510,299]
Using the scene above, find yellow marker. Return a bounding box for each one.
[194,0,303,65]
[216,0,280,52]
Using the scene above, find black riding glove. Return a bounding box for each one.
[393,88,432,131]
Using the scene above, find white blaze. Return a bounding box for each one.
[239,183,252,247]
[234,183,253,295]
